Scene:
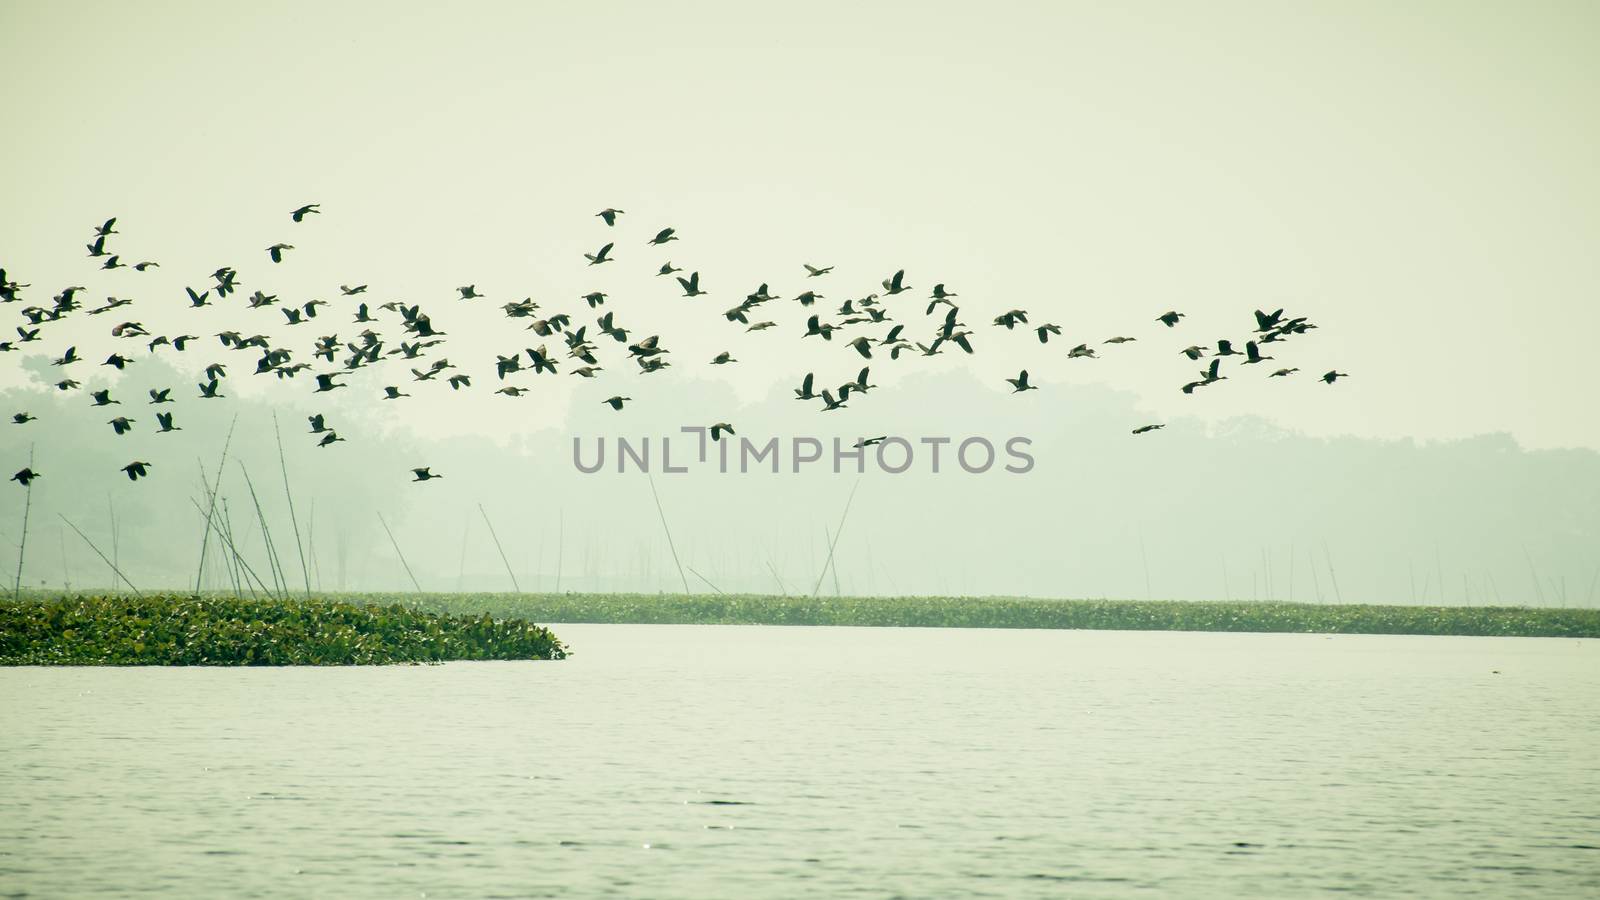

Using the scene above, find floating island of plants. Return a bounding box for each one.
[1,594,566,666]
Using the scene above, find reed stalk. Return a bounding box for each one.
[272,413,312,598]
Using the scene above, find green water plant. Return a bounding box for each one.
[1,594,566,666]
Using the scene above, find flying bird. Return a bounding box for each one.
[648,227,678,245]
[882,269,910,295]
[585,242,615,265]
[268,243,293,263]
[677,272,706,297]
[1243,341,1273,365]
[597,208,624,226]
[291,203,321,222]
[1132,424,1166,435]
[1005,370,1038,393]
[121,461,152,481]
[412,467,442,482]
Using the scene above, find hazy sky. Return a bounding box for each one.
[3,3,1599,603]
[4,1,1598,450]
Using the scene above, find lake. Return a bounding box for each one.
[2,625,1596,897]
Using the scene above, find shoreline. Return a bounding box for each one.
[8,591,1595,648]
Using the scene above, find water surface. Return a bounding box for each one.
[2,626,1596,897]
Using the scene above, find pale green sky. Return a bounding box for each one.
[2,0,1598,449]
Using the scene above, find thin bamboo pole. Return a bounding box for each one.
[644,473,689,593]
[272,413,312,598]
[60,514,140,595]
[478,503,522,592]
[376,512,423,592]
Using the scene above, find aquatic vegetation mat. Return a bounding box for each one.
[387,592,1600,638]
[0,595,566,666]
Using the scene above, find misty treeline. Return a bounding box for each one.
[2,358,1596,606]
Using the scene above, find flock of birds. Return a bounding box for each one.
[2,206,1345,489]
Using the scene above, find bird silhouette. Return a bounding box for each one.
[412,467,442,482]
[11,468,40,487]
[291,203,321,222]
[1005,370,1038,393]
[1243,341,1273,365]
[597,208,624,226]
[677,272,706,297]
[882,269,910,295]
